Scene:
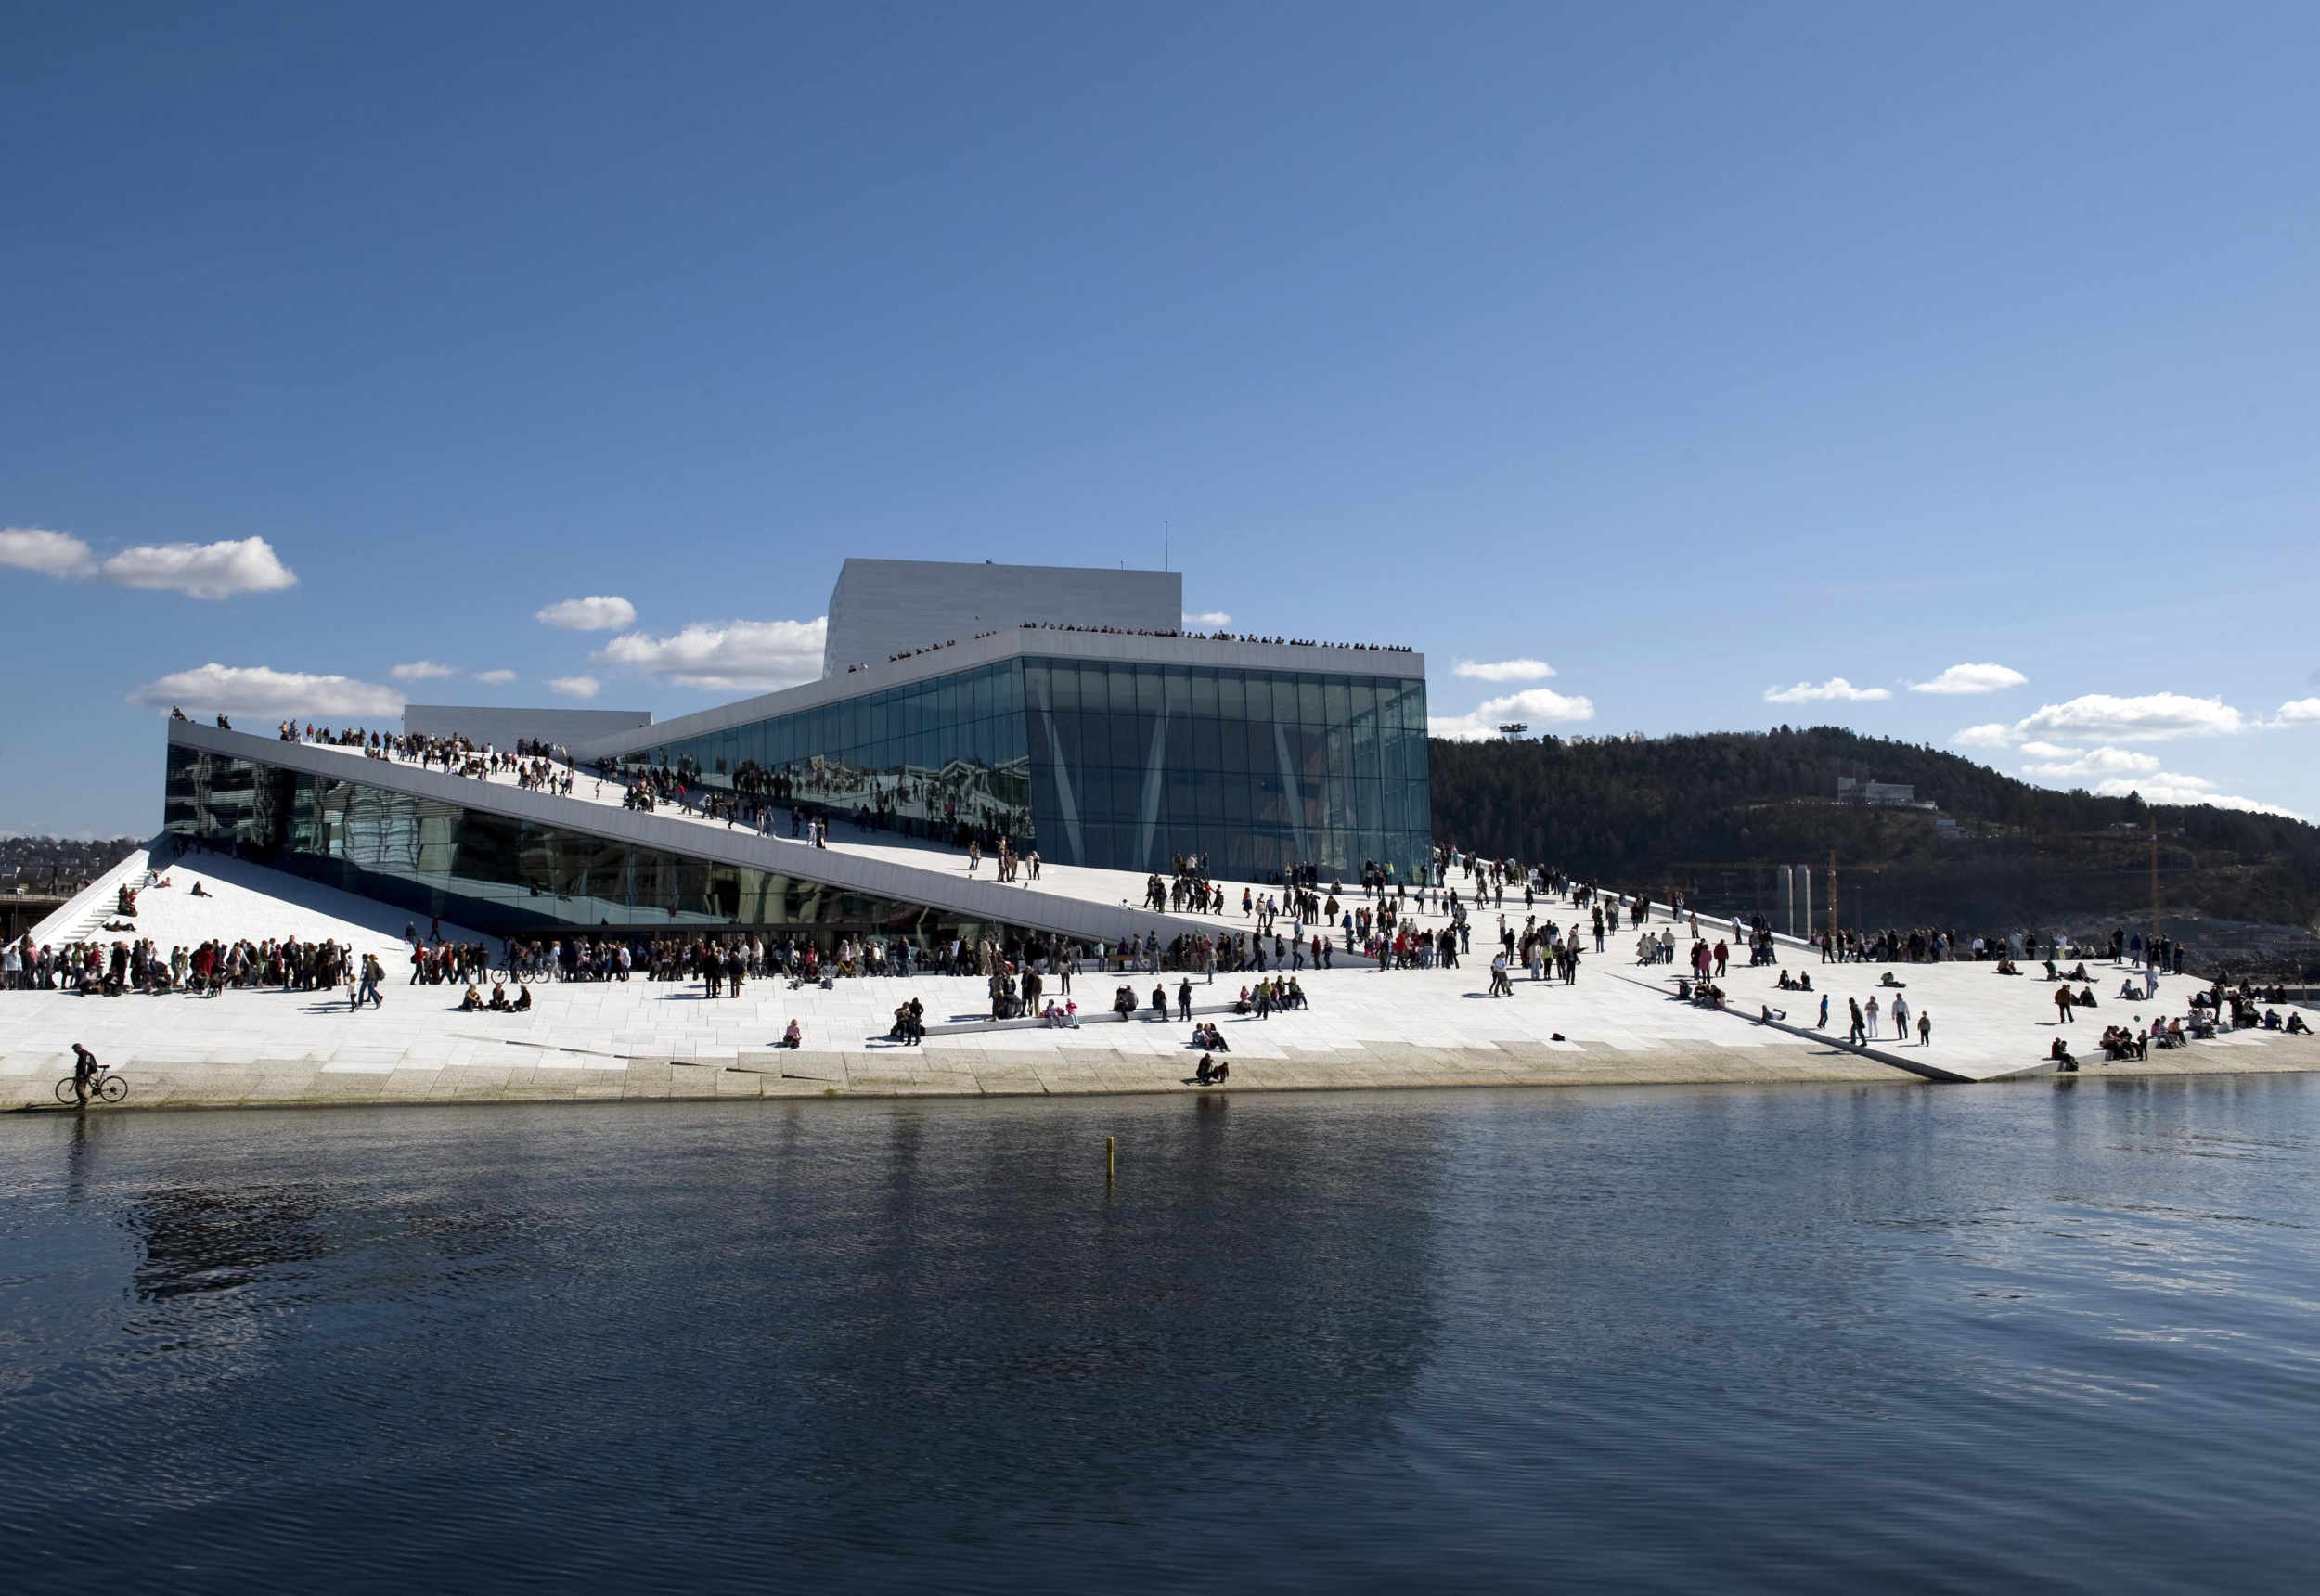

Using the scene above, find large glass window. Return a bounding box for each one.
[163,746,1050,950]
[628,659,1035,851]
[1017,656,1430,882]
[601,650,1431,885]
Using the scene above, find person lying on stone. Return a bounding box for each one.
[1878,972,1906,988]
[2288,1012,2312,1035]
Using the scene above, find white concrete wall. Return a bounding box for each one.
[823,559,1182,676]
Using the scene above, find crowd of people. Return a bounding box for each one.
[836,622,1418,676]
[1012,620,1414,654]
[268,721,578,795]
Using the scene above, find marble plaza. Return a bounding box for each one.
[7,830,2313,1113]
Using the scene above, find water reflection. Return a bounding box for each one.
[2,1081,2319,1594]
[131,1185,335,1304]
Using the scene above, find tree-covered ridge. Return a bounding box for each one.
[1428,727,2320,933]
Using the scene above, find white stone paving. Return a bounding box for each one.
[12,813,2316,1100]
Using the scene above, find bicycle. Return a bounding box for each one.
[56,1065,128,1105]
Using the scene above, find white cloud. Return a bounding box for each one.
[3,528,297,598]
[599,617,826,692]
[1454,658,1557,683]
[535,595,637,631]
[2016,740,2072,758]
[1429,687,1596,740]
[1183,611,1232,627]
[547,675,600,700]
[2089,773,2305,820]
[0,526,95,576]
[99,537,297,598]
[1909,663,2027,695]
[1953,723,2016,750]
[2011,692,2245,743]
[473,668,518,685]
[128,663,403,719]
[1764,677,1890,704]
[2274,698,2320,725]
[390,660,458,681]
[2020,745,2162,781]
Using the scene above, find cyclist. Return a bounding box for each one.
[71,1043,99,1108]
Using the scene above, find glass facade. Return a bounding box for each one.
[622,654,1431,881]
[163,745,1043,948]
[626,659,1035,849]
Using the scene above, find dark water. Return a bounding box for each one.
[6,1078,2320,1593]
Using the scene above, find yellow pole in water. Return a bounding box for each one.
[1106,1136,1115,1182]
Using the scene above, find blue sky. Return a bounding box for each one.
[6,1,2319,834]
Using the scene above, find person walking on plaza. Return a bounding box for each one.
[354,953,384,1011]
[1892,994,1910,1041]
[70,1043,99,1107]
[2054,985,2075,1024]
[1178,977,1192,1022]
[1847,998,1866,1045]
[1917,1010,1933,1048]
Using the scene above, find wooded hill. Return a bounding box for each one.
[1428,727,2320,949]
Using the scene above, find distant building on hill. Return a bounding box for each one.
[1837,776,1921,808]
